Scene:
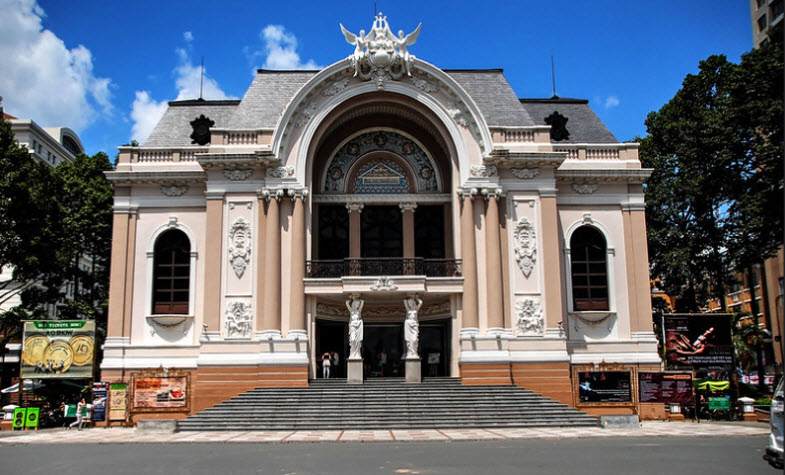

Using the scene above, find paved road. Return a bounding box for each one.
[0,436,775,474]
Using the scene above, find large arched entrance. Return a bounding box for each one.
[306,93,459,379]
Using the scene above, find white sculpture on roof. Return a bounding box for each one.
[340,13,421,88]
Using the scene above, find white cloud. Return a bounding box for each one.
[129,91,167,144]
[129,41,233,143]
[258,25,319,70]
[0,0,113,131]
[604,95,620,109]
[183,31,193,43]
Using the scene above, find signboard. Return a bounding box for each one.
[12,408,25,430]
[639,372,693,404]
[24,407,40,429]
[663,314,733,371]
[578,371,632,403]
[20,320,95,379]
[109,383,128,421]
[92,382,108,422]
[132,374,189,411]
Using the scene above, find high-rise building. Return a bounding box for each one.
[750,0,784,47]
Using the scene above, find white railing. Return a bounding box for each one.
[137,150,173,162]
[585,147,620,160]
[555,144,636,160]
[555,147,580,159]
[502,129,535,143]
[131,148,206,163]
[224,131,258,145]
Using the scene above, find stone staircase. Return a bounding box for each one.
[178,378,598,431]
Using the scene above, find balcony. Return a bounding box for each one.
[306,258,462,278]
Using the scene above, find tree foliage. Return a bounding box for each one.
[641,38,784,311]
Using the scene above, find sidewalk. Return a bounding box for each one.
[0,421,769,444]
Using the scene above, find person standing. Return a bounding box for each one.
[68,398,86,431]
[331,351,340,378]
[321,353,331,379]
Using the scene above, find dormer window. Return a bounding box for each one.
[190,114,214,145]
[544,111,570,141]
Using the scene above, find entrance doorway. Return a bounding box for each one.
[419,319,451,377]
[362,324,404,378]
[315,320,347,379]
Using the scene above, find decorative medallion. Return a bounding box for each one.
[228,217,252,278]
[515,298,544,337]
[190,114,215,146]
[510,167,539,180]
[470,164,498,178]
[513,217,537,278]
[224,301,252,338]
[544,111,569,142]
[266,166,295,179]
[223,169,253,181]
[370,276,398,291]
[340,13,421,88]
[572,183,598,194]
[160,184,188,197]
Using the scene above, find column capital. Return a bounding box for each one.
[457,187,478,199]
[481,187,504,200]
[346,202,365,213]
[259,189,284,201]
[399,202,418,212]
[287,188,309,200]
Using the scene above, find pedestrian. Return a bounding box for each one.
[321,353,331,379]
[331,351,340,378]
[68,398,87,431]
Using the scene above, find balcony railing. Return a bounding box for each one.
[306,258,462,278]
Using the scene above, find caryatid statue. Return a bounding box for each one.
[347,296,364,359]
[403,295,422,359]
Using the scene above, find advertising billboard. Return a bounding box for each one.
[132,374,189,412]
[578,371,633,403]
[20,320,95,379]
[639,372,693,404]
[663,314,733,371]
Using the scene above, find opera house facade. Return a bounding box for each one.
[101,14,661,420]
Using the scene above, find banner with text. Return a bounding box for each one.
[20,320,95,379]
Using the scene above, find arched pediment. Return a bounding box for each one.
[271,58,493,180]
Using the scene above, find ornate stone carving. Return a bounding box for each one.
[513,217,536,278]
[223,169,253,181]
[340,13,421,88]
[322,78,350,97]
[190,114,214,145]
[347,297,364,359]
[160,184,188,197]
[470,164,498,178]
[411,75,438,93]
[510,167,539,179]
[266,166,295,179]
[370,276,398,291]
[224,301,252,338]
[228,217,252,278]
[515,298,544,336]
[572,183,598,194]
[403,296,422,359]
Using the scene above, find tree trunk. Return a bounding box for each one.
[747,266,766,392]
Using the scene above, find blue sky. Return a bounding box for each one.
[1,0,753,155]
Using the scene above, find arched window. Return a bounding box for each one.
[570,226,609,311]
[152,229,191,314]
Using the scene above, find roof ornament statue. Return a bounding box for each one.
[340,13,421,89]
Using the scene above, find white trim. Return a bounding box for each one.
[145,218,199,317]
[458,350,510,364]
[197,352,309,366]
[509,350,570,362]
[569,352,662,364]
[100,356,198,369]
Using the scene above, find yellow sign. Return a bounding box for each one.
[20,320,95,379]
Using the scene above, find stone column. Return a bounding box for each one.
[625,205,654,334]
[255,192,267,332]
[483,188,505,334]
[400,202,417,259]
[288,189,308,338]
[203,194,224,335]
[261,189,283,338]
[404,295,423,383]
[459,189,479,336]
[540,192,565,329]
[347,203,364,259]
[107,208,135,339]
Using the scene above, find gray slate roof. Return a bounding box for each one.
[519,98,618,144]
[227,71,316,129]
[143,100,239,147]
[446,70,533,127]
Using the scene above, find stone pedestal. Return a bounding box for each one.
[347,359,363,384]
[405,358,421,383]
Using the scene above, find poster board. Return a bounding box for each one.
[108,383,128,421]
[20,320,95,379]
[663,314,733,371]
[131,371,190,413]
[92,382,108,422]
[578,371,633,403]
[639,372,693,404]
